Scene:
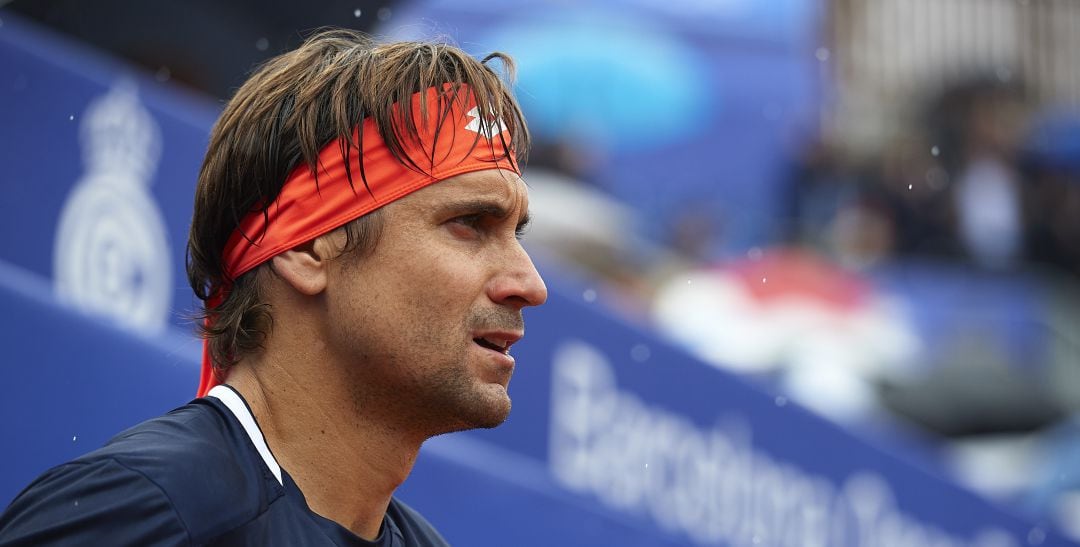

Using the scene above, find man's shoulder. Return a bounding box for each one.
[92,397,277,535]
[388,497,451,546]
[0,454,192,545]
[88,397,252,485]
[0,398,277,545]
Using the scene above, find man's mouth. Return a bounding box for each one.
[471,332,522,354]
[473,337,509,353]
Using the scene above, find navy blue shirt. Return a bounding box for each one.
[0,386,449,546]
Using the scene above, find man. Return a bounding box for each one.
[0,28,547,545]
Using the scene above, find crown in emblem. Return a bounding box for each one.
[79,79,162,183]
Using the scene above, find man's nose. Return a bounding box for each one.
[488,245,548,310]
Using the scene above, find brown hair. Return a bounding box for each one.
[187,28,529,372]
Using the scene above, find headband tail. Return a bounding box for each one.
[197,334,219,398]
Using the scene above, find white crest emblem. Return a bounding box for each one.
[53,80,172,334]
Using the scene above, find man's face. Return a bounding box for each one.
[323,169,547,435]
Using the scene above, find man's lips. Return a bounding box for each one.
[471,331,523,354]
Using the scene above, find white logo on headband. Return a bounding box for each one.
[464,106,508,139]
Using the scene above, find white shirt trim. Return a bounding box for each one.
[207,385,284,486]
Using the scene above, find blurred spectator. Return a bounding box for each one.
[873,130,954,259]
[1021,115,1080,279]
[782,138,861,253]
[782,137,903,271]
[926,77,1030,270]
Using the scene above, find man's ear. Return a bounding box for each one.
[270,232,342,296]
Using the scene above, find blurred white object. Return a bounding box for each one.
[523,168,639,251]
[955,158,1023,268]
[946,433,1040,501]
[1052,491,1080,542]
[653,250,921,422]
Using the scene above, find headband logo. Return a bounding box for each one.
[464,106,508,139]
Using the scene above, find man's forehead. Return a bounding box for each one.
[406,169,529,208]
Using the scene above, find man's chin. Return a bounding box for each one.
[473,405,511,429]
[439,393,511,434]
[468,392,512,429]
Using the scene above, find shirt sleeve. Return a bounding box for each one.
[0,458,191,547]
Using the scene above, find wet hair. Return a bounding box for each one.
[186,28,529,372]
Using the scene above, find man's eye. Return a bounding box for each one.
[447,214,485,237]
[453,214,483,229]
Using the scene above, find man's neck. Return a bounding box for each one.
[224,360,424,541]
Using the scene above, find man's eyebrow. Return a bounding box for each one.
[439,199,531,232]
[441,199,510,218]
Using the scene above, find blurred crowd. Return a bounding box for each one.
[524,74,1080,534]
[784,77,1080,279]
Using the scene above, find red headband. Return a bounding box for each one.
[197,84,518,397]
